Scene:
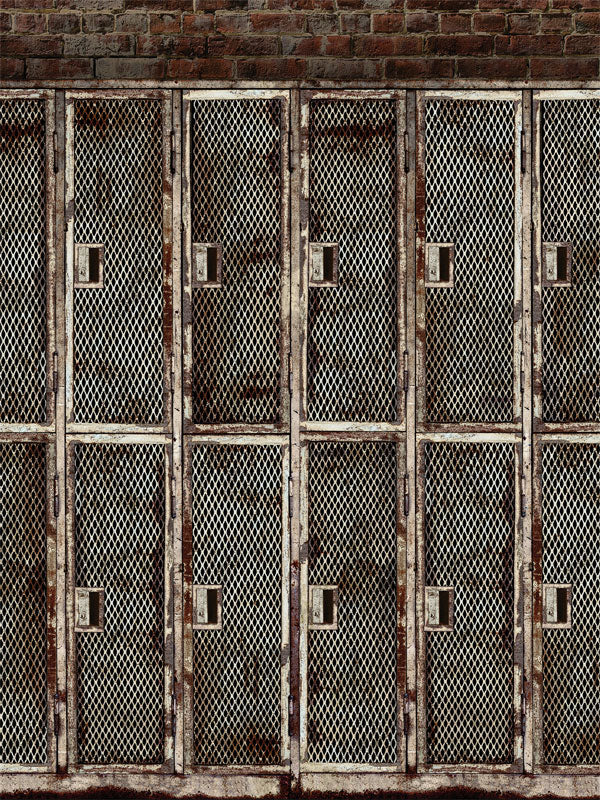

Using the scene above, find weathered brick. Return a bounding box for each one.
[405,12,438,32]
[48,13,82,34]
[457,56,527,78]
[115,12,148,32]
[340,12,370,33]
[552,0,598,9]
[0,11,12,31]
[1,36,62,57]
[282,34,351,56]
[473,12,504,32]
[307,57,381,79]
[13,12,46,33]
[182,13,213,34]
[207,33,279,56]
[58,0,125,10]
[124,0,191,9]
[575,12,600,32]
[149,12,180,33]
[64,33,135,56]
[305,13,337,34]
[236,56,305,78]
[135,34,172,56]
[406,0,476,10]
[354,33,421,56]
[479,0,546,9]
[565,34,600,53]
[507,13,539,34]
[425,34,493,56]
[0,57,24,78]
[249,11,304,33]
[440,14,471,33]
[540,13,573,32]
[215,12,249,34]
[385,57,454,78]
[166,57,234,78]
[372,12,404,32]
[496,33,562,55]
[96,55,166,77]
[530,56,598,78]
[83,13,114,32]
[27,57,93,78]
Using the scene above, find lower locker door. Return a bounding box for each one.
[423,441,518,766]
[71,442,168,766]
[303,440,399,765]
[541,443,600,765]
[0,442,52,766]
[190,443,287,766]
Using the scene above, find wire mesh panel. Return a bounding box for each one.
[74,443,165,764]
[71,99,165,425]
[424,442,515,764]
[192,444,283,764]
[190,99,283,425]
[541,100,600,422]
[424,99,516,424]
[0,442,48,764]
[306,441,397,763]
[542,443,600,764]
[0,99,48,423]
[307,99,398,422]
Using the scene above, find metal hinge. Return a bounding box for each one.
[288,475,293,518]
[288,352,293,396]
[170,130,176,174]
[403,350,409,395]
[53,693,60,736]
[403,131,409,173]
[53,351,58,396]
[403,692,409,737]
[521,474,526,519]
[170,353,175,397]
[171,475,176,520]
[403,473,409,517]
[288,122,293,173]
[521,691,526,736]
[520,351,525,394]
[521,129,526,174]
[53,131,59,174]
[288,695,294,736]
[172,693,177,737]
[53,474,59,518]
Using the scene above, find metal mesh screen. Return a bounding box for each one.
[191,99,283,424]
[425,100,516,423]
[0,99,48,423]
[541,100,600,422]
[307,441,397,763]
[542,443,600,764]
[72,99,165,424]
[307,99,398,422]
[425,442,515,764]
[192,444,283,765]
[75,443,165,764]
[0,442,47,764]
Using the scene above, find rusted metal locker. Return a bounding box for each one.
[65,91,173,431]
[533,439,600,771]
[0,92,56,429]
[533,91,600,430]
[417,438,523,771]
[183,438,289,768]
[182,91,290,433]
[300,91,406,428]
[66,437,173,770]
[416,91,524,430]
[300,438,403,768]
[0,437,56,772]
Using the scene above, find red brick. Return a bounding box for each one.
[354,34,421,56]
[0,58,24,78]
[83,13,114,32]
[385,57,454,78]
[96,56,166,78]
[115,12,147,31]
[166,57,233,79]
[215,12,249,33]
[1,36,62,57]
[457,56,527,78]
[552,0,598,8]
[48,13,82,34]
[0,12,11,31]
[149,12,180,33]
[307,57,381,79]
[406,11,437,32]
[440,14,471,33]
[425,34,493,56]
[282,34,351,56]
[507,14,539,34]
[575,12,600,32]
[27,57,93,78]
[236,56,305,79]
[540,13,573,32]
[530,56,598,78]
[406,0,476,10]
[123,0,191,8]
[480,0,546,8]
[0,0,53,6]
[473,12,504,33]
[373,12,404,32]
[182,13,213,34]
[340,12,370,33]
[249,11,304,33]
[64,33,134,55]
[207,33,279,56]
[496,33,562,55]
[13,12,45,33]
[565,34,600,53]
[306,13,338,34]
[58,0,125,9]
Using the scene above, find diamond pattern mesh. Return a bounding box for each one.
[425,100,516,423]
[192,444,283,765]
[75,443,165,764]
[72,99,165,424]
[0,100,48,423]
[425,442,515,764]
[191,100,283,424]
[307,100,398,422]
[0,442,47,764]
[542,443,600,764]
[541,100,600,422]
[307,441,397,763]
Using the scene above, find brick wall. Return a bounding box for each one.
[0,0,598,82]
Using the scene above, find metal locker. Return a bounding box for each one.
[301,440,400,764]
[183,92,290,429]
[0,95,54,426]
[417,92,523,426]
[302,92,403,424]
[419,441,520,767]
[68,442,169,766]
[185,441,289,766]
[65,92,172,427]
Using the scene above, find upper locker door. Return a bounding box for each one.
[65,91,173,432]
[534,91,600,431]
[300,90,405,430]
[183,90,290,433]
[416,91,523,431]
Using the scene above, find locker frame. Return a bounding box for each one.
[181,434,291,775]
[181,89,291,436]
[64,432,175,774]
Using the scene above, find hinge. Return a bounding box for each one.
[288,351,293,396]
[170,353,175,396]
[172,693,177,737]
[520,129,526,174]
[288,121,293,173]
[520,350,525,394]
[53,351,58,396]
[288,475,293,518]
[521,691,526,736]
[521,474,526,519]
[403,473,409,517]
[403,692,409,737]
[53,693,60,737]
[170,130,176,174]
[53,474,59,518]
[53,131,59,174]
[403,131,409,173]
[288,694,294,736]
[171,475,176,520]
[403,350,409,395]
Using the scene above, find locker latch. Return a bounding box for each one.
[193,584,222,629]
[75,244,104,288]
[543,242,572,286]
[309,243,339,287]
[424,586,454,631]
[543,583,572,629]
[309,585,338,630]
[426,243,454,287]
[75,587,105,632]
[192,243,222,288]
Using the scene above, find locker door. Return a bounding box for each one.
[301,440,401,766]
[67,441,171,768]
[417,92,523,428]
[183,91,290,431]
[419,441,521,770]
[185,441,289,767]
[65,92,172,430]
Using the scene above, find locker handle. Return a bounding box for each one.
[543,242,572,286]
[424,586,454,631]
[192,243,222,288]
[75,587,105,632]
[309,243,339,287]
[75,243,104,289]
[426,243,454,287]
[193,584,223,629]
[309,585,338,630]
[543,583,572,628]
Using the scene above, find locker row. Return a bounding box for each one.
[0,89,598,433]
[2,434,599,773]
